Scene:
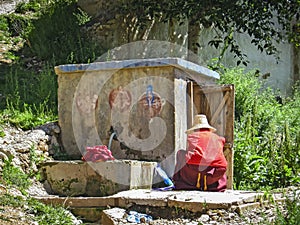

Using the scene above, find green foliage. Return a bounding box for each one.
[1,99,57,130]
[0,0,106,121]
[2,157,31,190]
[0,125,5,137]
[0,63,57,110]
[0,194,76,224]
[0,16,9,35]
[23,0,104,64]
[273,192,300,225]
[27,198,75,225]
[0,194,24,208]
[218,68,300,190]
[15,0,44,13]
[5,13,33,39]
[259,190,300,225]
[73,7,91,26]
[0,60,58,125]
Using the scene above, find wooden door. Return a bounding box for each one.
[187,83,235,189]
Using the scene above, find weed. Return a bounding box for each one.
[0,193,77,225]
[27,198,75,225]
[0,125,5,137]
[259,190,300,225]
[73,7,91,26]
[1,97,57,130]
[0,194,24,208]
[2,157,31,191]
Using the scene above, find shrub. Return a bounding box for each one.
[218,68,300,190]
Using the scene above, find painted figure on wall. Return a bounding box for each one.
[138,85,165,119]
[109,86,132,113]
[76,93,98,114]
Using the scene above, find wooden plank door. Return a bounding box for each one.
[187,83,235,189]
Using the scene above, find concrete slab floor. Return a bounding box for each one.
[36,189,290,223]
[35,189,265,211]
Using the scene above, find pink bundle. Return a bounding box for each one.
[82,145,115,162]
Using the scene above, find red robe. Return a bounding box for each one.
[185,131,227,168]
[173,130,227,191]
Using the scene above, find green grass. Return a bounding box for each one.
[1,97,57,130]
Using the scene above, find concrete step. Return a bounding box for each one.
[34,189,270,223]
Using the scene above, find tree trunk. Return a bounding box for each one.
[187,21,200,63]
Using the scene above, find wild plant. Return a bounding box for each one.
[218,68,300,190]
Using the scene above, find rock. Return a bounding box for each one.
[0,0,29,15]
[0,151,8,161]
[199,214,210,222]
[0,184,7,195]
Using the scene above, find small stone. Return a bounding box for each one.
[228,212,236,218]
[0,184,7,195]
[186,222,198,225]
[211,215,219,221]
[199,214,210,222]
[140,217,146,223]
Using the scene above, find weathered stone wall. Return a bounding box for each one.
[56,65,175,160]
[55,58,219,175]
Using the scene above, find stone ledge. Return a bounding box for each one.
[39,160,157,197]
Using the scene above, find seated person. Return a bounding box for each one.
[173,114,227,192]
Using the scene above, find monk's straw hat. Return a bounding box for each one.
[185,114,216,134]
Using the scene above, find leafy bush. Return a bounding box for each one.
[23,0,103,64]
[218,68,300,190]
[15,0,44,13]
[0,125,4,137]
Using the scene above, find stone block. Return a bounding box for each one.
[101,208,127,225]
[40,160,157,197]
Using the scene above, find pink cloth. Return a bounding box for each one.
[82,145,115,162]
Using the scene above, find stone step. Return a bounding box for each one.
[34,189,269,223]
